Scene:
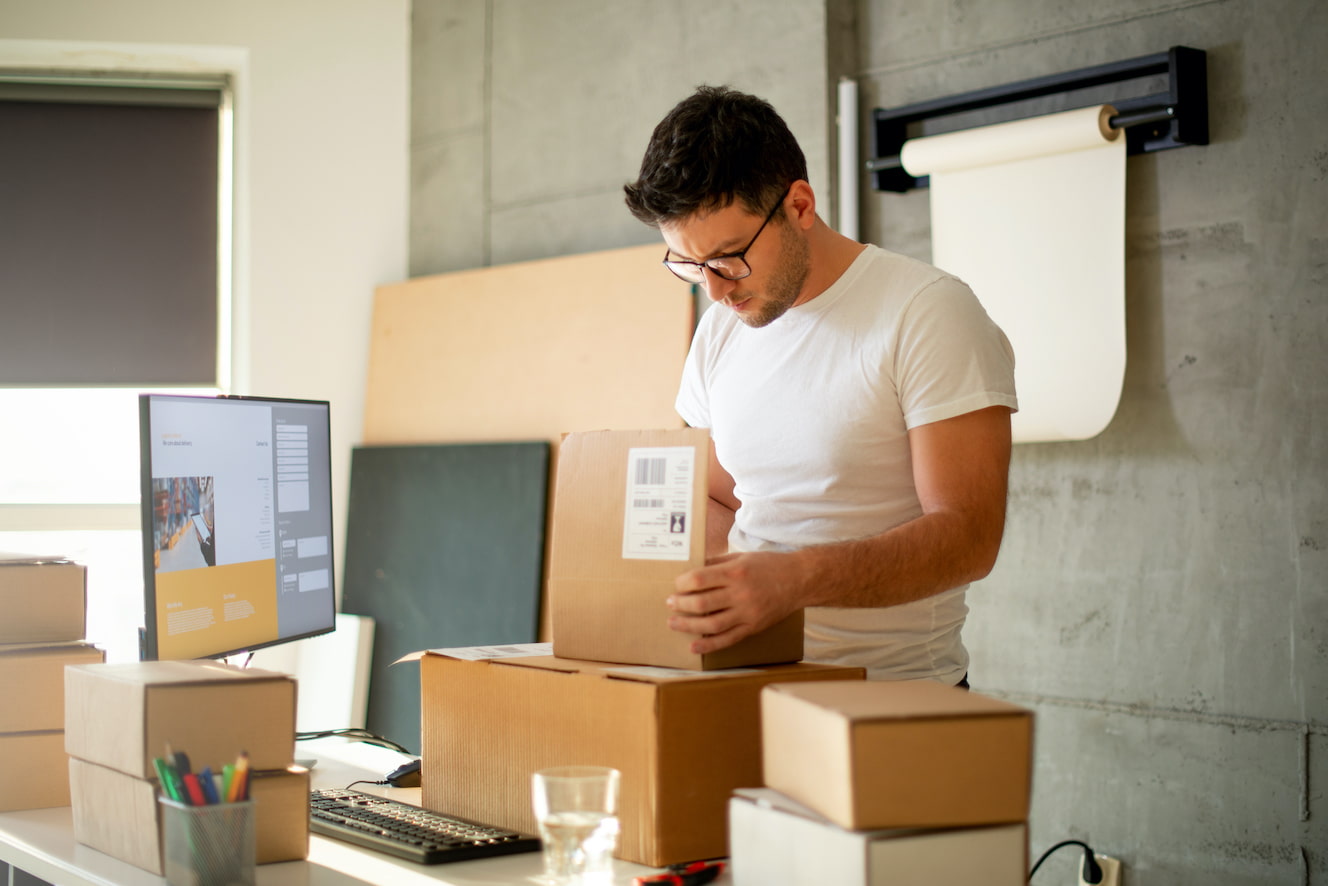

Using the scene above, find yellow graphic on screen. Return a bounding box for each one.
[155,559,278,660]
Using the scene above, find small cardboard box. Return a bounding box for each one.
[549,428,803,670]
[762,680,1033,830]
[69,757,309,873]
[0,730,72,812]
[417,644,864,867]
[64,660,296,779]
[729,788,1028,886]
[0,642,104,732]
[0,554,88,644]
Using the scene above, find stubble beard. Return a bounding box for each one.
[733,223,812,329]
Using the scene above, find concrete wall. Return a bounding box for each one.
[409,0,842,276]
[857,1,1326,883]
[411,1,1326,883]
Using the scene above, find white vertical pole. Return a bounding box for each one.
[837,77,859,241]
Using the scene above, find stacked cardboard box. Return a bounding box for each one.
[548,428,803,670]
[63,660,308,873]
[0,553,104,812]
[729,680,1035,886]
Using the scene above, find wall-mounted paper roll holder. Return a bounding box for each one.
[868,45,1208,192]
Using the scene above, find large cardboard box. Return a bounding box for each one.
[549,428,803,669]
[64,660,296,779]
[417,644,864,867]
[0,642,104,732]
[0,554,87,644]
[69,757,309,873]
[762,680,1033,830]
[0,730,72,811]
[729,788,1028,886]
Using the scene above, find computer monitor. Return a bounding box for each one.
[138,393,336,661]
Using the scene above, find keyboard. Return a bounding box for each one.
[309,788,541,865]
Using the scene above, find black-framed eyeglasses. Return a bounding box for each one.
[662,186,791,284]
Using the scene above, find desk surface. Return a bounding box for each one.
[0,739,732,886]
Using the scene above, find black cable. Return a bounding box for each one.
[295,728,413,755]
[345,778,390,790]
[1029,840,1103,883]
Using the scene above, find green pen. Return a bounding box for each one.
[222,763,235,803]
[153,757,181,802]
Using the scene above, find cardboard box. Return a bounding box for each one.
[762,680,1033,830]
[417,644,864,867]
[0,730,72,811]
[0,554,87,644]
[729,788,1028,886]
[69,757,309,873]
[549,428,803,669]
[64,660,296,779]
[0,642,104,732]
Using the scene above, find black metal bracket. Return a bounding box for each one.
[868,45,1208,192]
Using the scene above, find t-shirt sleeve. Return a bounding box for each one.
[894,276,1019,429]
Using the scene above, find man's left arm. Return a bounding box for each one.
[667,405,1013,655]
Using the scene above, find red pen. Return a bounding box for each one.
[633,860,725,886]
[181,773,207,806]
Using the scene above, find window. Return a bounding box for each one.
[0,72,232,662]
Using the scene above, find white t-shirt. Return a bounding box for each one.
[675,244,1018,682]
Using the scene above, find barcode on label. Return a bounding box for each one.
[634,457,667,485]
[632,498,665,509]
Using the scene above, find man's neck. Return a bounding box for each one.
[799,220,868,306]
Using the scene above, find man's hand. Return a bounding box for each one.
[667,550,809,655]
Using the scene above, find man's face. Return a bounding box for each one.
[660,196,811,329]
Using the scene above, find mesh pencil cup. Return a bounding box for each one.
[160,797,256,886]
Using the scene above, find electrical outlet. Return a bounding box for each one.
[1078,852,1121,886]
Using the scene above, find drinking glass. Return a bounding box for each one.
[530,766,621,885]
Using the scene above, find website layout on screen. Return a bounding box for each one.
[146,397,333,660]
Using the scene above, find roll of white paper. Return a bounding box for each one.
[903,105,1126,443]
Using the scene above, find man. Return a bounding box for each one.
[623,86,1018,684]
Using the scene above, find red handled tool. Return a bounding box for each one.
[633,860,726,886]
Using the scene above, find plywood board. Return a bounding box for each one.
[363,243,694,446]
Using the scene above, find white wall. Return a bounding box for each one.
[0,1,410,605]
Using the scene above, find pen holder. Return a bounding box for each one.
[160,797,256,886]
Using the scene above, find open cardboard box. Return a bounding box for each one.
[412,644,864,867]
[549,427,802,670]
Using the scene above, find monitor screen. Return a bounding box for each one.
[138,393,336,660]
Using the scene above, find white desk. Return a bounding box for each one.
[0,739,732,886]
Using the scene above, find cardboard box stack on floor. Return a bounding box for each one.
[0,553,105,812]
[729,680,1036,886]
[63,660,309,873]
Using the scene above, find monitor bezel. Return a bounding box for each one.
[138,392,337,661]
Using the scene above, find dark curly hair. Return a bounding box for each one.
[624,85,808,228]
